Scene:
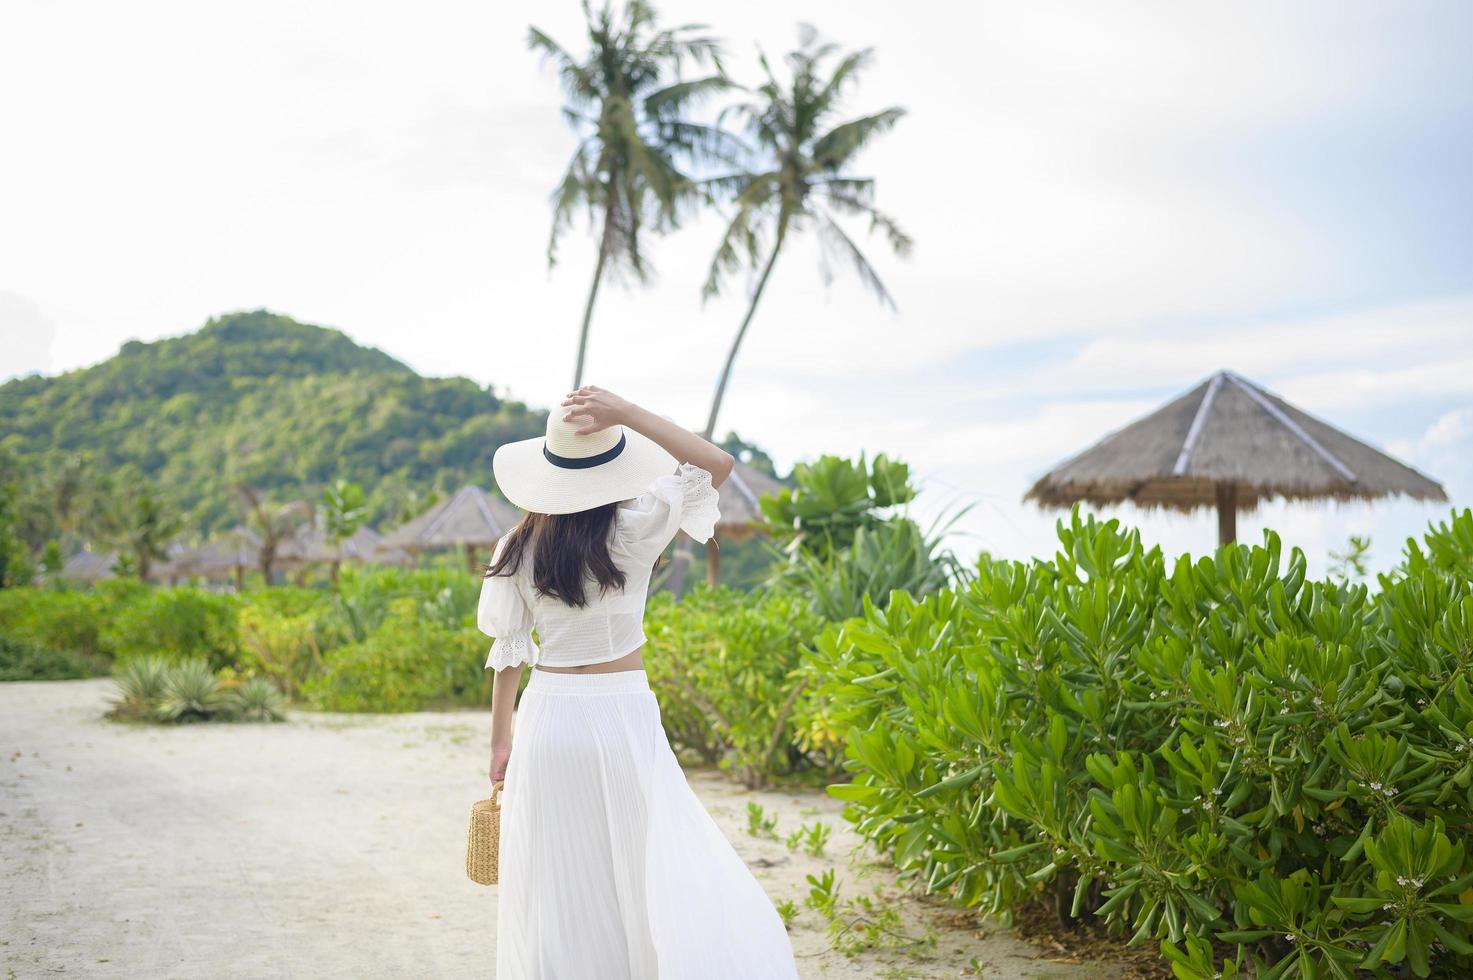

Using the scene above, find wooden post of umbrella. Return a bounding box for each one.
[706,535,720,587]
[1216,483,1238,546]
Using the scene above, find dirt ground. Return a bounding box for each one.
[1,679,1121,980]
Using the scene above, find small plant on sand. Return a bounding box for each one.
[785,820,831,857]
[803,867,930,957]
[153,658,235,723]
[774,898,801,929]
[746,801,780,839]
[232,675,288,722]
[107,656,171,721]
[108,657,283,724]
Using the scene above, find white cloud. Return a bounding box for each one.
[0,293,54,378]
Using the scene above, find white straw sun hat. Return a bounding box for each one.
[493,407,678,515]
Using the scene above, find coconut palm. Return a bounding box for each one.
[530,0,736,388]
[701,26,911,441]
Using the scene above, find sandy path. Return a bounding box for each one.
[1,680,1116,980]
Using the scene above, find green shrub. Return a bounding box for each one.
[100,587,240,668]
[301,599,489,712]
[0,587,112,660]
[644,584,832,786]
[236,602,327,698]
[0,635,110,680]
[809,507,1473,978]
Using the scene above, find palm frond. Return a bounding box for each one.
[811,47,875,120]
[814,207,898,310]
[812,175,875,200]
[659,121,750,169]
[546,140,599,267]
[527,26,599,107]
[644,75,732,119]
[822,190,913,257]
[811,108,905,171]
[702,176,780,300]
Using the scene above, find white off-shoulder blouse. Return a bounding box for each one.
[476,461,721,670]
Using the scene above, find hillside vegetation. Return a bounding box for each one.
[0,310,545,536]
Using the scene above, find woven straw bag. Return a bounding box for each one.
[466,781,504,885]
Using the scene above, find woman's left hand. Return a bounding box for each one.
[490,741,512,785]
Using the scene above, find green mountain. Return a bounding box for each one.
[0,310,546,540]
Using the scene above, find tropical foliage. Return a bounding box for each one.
[807,507,1473,978]
[643,584,831,787]
[760,452,969,619]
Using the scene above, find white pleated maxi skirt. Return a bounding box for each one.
[495,667,801,980]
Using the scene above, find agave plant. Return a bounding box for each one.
[776,513,967,622]
[231,676,287,723]
[153,659,235,723]
[108,656,171,720]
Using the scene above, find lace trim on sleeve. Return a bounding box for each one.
[486,630,539,671]
[676,462,721,543]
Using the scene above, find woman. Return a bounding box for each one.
[479,385,802,980]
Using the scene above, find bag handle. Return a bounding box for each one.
[491,779,505,804]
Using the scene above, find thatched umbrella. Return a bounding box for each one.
[172,526,262,589]
[60,548,118,583]
[1025,370,1447,545]
[283,525,411,565]
[145,540,195,585]
[704,461,784,586]
[377,486,522,570]
[278,525,413,582]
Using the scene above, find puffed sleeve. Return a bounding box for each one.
[613,461,722,564]
[477,537,539,670]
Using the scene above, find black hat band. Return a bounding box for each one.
[542,431,627,469]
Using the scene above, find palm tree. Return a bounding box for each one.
[701,26,912,442]
[235,485,310,584]
[106,481,184,581]
[530,0,736,388]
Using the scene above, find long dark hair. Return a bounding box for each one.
[483,503,628,607]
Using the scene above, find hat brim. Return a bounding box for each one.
[493,427,679,515]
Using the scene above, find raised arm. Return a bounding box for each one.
[560,385,736,489]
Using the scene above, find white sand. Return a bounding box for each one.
[1,679,1118,980]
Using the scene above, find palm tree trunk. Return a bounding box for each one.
[669,216,791,598]
[572,203,617,389]
[702,215,789,440]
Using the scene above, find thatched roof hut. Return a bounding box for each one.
[145,540,196,584]
[377,486,522,569]
[171,526,262,586]
[715,461,783,542]
[1025,370,1447,544]
[699,461,785,586]
[279,525,412,568]
[60,548,118,583]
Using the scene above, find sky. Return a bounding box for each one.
[2,0,1471,577]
